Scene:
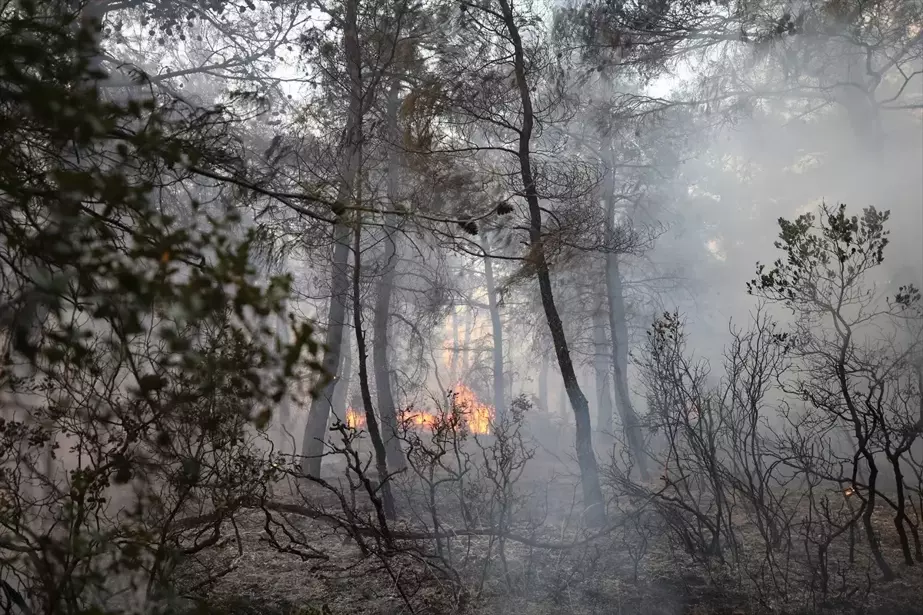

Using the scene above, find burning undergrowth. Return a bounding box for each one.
[345,382,495,437]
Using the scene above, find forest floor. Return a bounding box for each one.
[175,456,923,615]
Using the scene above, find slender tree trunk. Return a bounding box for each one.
[603,167,650,482]
[462,310,472,377]
[372,78,404,472]
[538,354,549,412]
[483,242,505,421]
[496,0,606,525]
[353,223,397,520]
[331,328,352,426]
[302,235,351,474]
[592,307,614,444]
[373,233,403,470]
[888,454,915,566]
[507,350,514,402]
[301,0,363,477]
[861,458,894,579]
[273,295,294,446]
[451,308,460,380]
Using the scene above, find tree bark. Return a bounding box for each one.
[496,0,606,526]
[353,223,397,520]
[483,241,505,421]
[592,307,614,445]
[372,78,405,472]
[274,294,293,443]
[603,168,650,482]
[301,0,363,477]
[330,326,352,427]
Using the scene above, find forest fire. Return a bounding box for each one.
[345,408,365,429]
[451,383,493,435]
[342,383,494,436]
[400,408,440,430]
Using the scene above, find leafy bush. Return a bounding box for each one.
[0,3,318,613]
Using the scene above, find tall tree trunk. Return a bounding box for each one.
[331,328,352,426]
[353,222,397,520]
[507,351,514,402]
[603,168,650,482]
[538,354,549,412]
[274,293,293,444]
[450,308,460,380]
[301,0,363,477]
[483,242,505,421]
[373,233,403,470]
[592,307,614,445]
[462,310,472,377]
[302,231,352,475]
[39,0,111,496]
[372,78,405,471]
[497,0,606,526]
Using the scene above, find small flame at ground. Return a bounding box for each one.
[342,383,494,436]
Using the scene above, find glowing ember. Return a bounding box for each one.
[345,408,365,429]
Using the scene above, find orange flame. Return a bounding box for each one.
[451,383,493,435]
[345,408,365,429]
[344,383,494,436]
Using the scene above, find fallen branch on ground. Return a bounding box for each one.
[174,497,643,550]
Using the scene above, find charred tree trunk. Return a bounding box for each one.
[603,169,650,482]
[592,307,614,445]
[483,242,505,421]
[499,0,606,526]
[497,0,606,525]
[888,454,915,566]
[353,222,397,520]
[861,457,893,579]
[372,78,404,472]
[301,0,363,477]
[331,330,352,426]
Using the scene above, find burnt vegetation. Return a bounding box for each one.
[0,0,921,614]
